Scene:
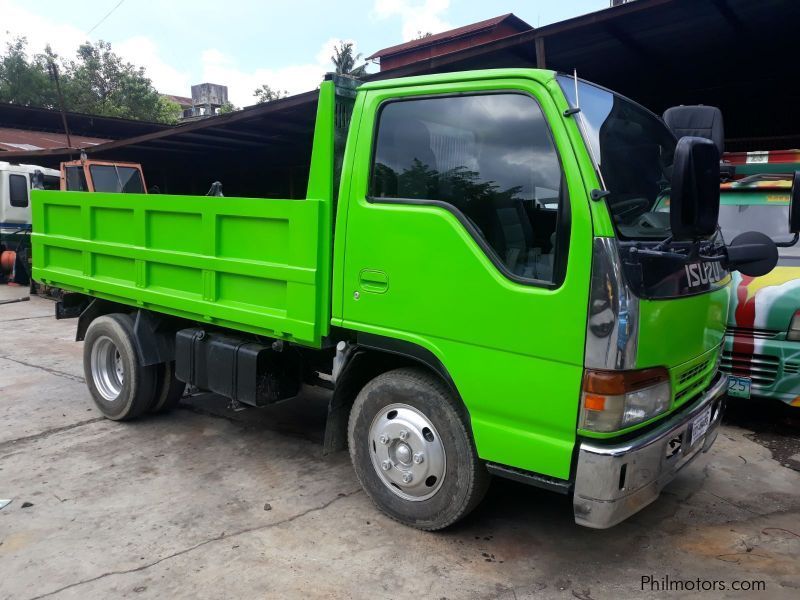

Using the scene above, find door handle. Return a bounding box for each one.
[359,269,389,294]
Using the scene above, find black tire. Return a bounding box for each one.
[348,367,489,530]
[150,361,186,413]
[82,314,157,421]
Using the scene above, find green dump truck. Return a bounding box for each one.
[31,69,784,530]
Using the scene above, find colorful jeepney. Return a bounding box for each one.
[717,169,800,406]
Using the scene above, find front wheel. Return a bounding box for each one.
[83,314,157,421]
[348,368,489,530]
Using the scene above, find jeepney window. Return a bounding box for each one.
[89,165,145,194]
[370,93,565,284]
[9,174,28,207]
[65,166,88,191]
[719,201,800,261]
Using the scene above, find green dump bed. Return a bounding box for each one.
[31,81,343,348]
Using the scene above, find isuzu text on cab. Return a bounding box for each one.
[31,70,786,529]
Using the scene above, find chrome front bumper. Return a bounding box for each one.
[573,373,727,529]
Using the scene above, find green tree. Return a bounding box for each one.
[63,41,177,123]
[154,96,182,122]
[0,37,56,107]
[253,84,288,103]
[331,41,368,78]
[218,101,239,114]
[0,37,178,123]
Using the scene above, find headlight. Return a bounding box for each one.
[579,367,671,432]
[787,311,800,341]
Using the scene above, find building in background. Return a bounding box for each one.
[191,83,229,118]
[164,84,229,121]
[366,14,532,72]
[163,94,194,120]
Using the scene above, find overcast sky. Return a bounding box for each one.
[1,0,608,107]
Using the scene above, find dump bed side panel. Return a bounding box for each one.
[31,191,326,346]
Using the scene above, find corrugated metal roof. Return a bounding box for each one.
[0,87,320,168]
[0,103,172,142]
[0,127,109,152]
[366,13,531,60]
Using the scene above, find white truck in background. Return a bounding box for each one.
[1,162,60,286]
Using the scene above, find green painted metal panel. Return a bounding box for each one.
[636,287,730,370]
[335,71,594,480]
[32,190,324,343]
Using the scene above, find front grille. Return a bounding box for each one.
[784,360,800,375]
[720,351,779,386]
[675,386,697,403]
[726,326,778,340]
[679,360,709,386]
[674,357,715,406]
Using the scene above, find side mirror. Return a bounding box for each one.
[31,170,45,191]
[724,231,778,277]
[670,137,720,240]
[789,171,800,234]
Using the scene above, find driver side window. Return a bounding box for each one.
[369,93,565,284]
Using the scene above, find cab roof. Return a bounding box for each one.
[358,68,556,91]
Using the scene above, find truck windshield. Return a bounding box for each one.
[719,201,800,262]
[89,165,145,193]
[558,75,676,239]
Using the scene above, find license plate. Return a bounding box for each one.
[690,406,712,447]
[727,375,751,399]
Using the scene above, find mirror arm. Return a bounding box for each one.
[775,232,799,248]
[628,247,686,260]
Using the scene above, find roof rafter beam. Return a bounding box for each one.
[712,0,746,36]
[178,132,267,147]
[602,22,672,74]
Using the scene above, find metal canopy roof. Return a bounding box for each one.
[366,13,532,61]
[0,127,109,152]
[0,103,170,142]
[0,90,320,196]
[0,0,793,184]
[369,0,799,151]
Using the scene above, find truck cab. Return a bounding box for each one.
[1,161,60,231]
[60,158,147,193]
[31,69,781,529]
[1,161,60,284]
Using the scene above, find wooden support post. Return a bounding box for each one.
[535,36,546,69]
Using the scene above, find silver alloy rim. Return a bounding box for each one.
[91,336,124,401]
[368,403,446,501]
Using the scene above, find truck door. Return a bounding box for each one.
[338,76,595,480]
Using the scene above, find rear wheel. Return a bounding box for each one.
[348,367,489,530]
[83,314,157,421]
[150,361,186,413]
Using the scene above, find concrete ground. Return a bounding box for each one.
[1,286,799,600]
